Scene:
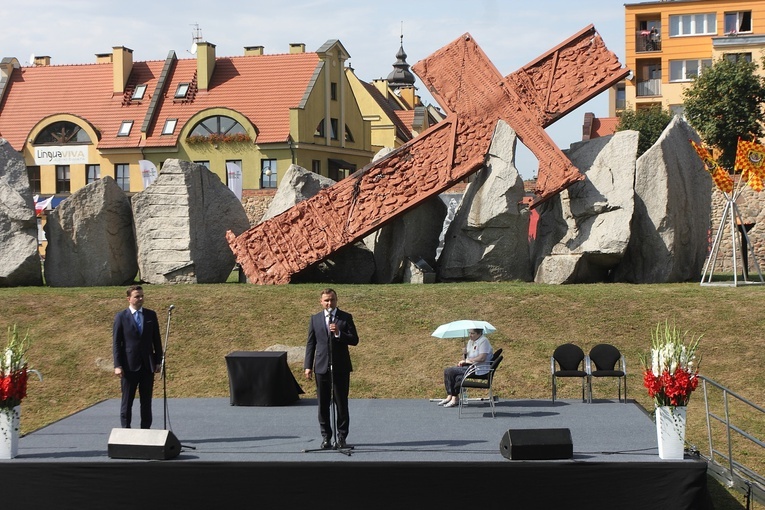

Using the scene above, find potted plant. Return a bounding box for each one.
[0,325,31,459]
[641,320,701,459]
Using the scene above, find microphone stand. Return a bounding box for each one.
[161,305,195,451]
[304,312,353,456]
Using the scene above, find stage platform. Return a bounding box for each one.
[2,397,712,509]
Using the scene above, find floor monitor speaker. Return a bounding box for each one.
[108,428,181,460]
[499,428,573,460]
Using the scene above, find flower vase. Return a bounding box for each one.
[0,406,20,459]
[656,405,686,459]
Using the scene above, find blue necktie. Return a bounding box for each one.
[135,310,142,334]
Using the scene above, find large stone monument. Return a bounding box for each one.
[228,26,628,284]
[44,176,137,287]
[133,159,251,284]
[438,120,532,282]
[613,117,712,283]
[532,131,639,284]
[0,139,42,287]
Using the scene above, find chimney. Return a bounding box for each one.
[196,41,216,92]
[112,46,133,94]
[289,43,306,54]
[244,46,264,56]
[95,52,113,64]
[33,55,51,66]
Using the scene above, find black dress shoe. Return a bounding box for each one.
[321,438,332,449]
[336,437,347,449]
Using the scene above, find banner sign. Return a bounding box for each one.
[33,145,89,165]
[226,161,243,200]
[139,160,158,190]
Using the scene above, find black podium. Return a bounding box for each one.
[225,351,304,406]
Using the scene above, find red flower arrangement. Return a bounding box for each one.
[1,325,30,411]
[641,321,701,408]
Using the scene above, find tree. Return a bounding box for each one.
[615,105,674,157]
[683,57,765,170]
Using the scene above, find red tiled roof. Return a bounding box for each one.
[394,110,415,134]
[0,51,321,151]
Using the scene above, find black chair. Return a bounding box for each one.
[459,355,503,418]
[588,344,627,403]
[551,343,589,403]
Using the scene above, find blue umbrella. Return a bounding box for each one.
[431,319,497,338]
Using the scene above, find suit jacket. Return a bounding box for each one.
[304,308,359,375]
[113,307,163,373]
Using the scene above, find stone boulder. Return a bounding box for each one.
[132,159,251,284]
[612,117,712,283]
[437,120,532,282]
[533,130,638,284]
[0,139,42,286]
[262,164,375,284]
[44,176,137,287]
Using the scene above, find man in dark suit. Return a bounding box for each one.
[304,288,359,449]
[113,285,163,429]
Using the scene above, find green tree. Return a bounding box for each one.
[683,57,765,170]
[615,105,674,157]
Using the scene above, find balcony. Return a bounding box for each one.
[636,31,661,52]
[637,78,661,97]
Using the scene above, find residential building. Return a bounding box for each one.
[614,0,765,117]
[0,38,375,200]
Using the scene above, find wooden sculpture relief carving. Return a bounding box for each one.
[227,25,629,284]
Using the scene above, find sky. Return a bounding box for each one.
[0,0,626,179]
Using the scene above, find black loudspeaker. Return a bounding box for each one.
[108,428,181,460]
[499,428,573,460]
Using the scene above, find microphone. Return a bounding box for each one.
[168,304,175,313]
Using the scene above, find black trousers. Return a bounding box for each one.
[120,369,155,429]
[315,370,350,440]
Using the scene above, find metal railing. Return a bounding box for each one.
[699,375,765,506]
[636,78,661,97]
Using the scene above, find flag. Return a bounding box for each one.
[226,161,243,200]
[690,140,734,194]
[734,138,765,192]
[139,160,158,190]
[34,195,53,215]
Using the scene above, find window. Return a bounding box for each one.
[331,82,338,100]
[669,13,716,36]
[725,53,752,63]
[189,115,246,137]
[56,165,70,193]
[669,59,712,82]
[261,159,277,188]
[86,164,101,184]
[615,83,626,110]
[314,118,339,139]
[27,166,41,194]
[162,119,177,135]
[34,121,91,144]
[175,83,190,99]
[345,125,354,143]
[312,160,321,174]
[725,11,752,34]
[118,121,133,136]
[115,164,130,191]
[194,161,210,169]
[131,84,147,100]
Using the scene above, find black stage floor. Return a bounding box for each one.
[2,398,713,509]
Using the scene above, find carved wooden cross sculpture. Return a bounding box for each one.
[227,25,629,284]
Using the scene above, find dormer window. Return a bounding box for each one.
[131,84,147,100]
[162,119,178,135]
[118,120,133,137]
[175,83,190,99]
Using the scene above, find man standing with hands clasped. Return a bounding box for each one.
[113,285,163,429]
[304,288,359,449]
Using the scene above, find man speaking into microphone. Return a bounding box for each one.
[304,288,359,449]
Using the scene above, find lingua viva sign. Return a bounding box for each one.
[34,145,89,165]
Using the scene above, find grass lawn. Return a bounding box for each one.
[1,280,763,508]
